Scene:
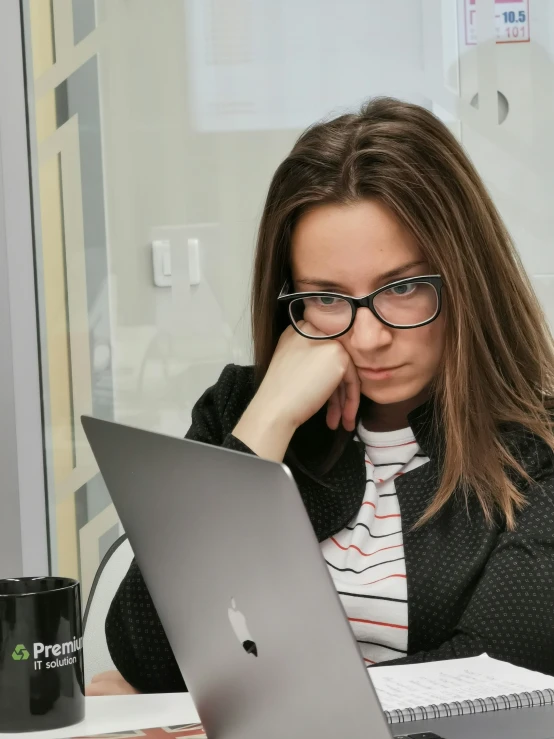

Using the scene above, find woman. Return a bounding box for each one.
[88,97,554,697]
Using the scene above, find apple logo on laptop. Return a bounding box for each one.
[228,598,258,657]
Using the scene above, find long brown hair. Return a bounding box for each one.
[251,97,554,528]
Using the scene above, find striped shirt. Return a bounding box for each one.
[320,423,429,665]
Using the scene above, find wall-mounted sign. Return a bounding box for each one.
[185,0,428,133]
[465,0,530,45]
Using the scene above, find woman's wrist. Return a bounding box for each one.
[232,396,297,463]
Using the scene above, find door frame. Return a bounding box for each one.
[0,0,49,577]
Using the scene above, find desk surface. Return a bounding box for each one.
[0,693,199,739]
[4,693,554,739]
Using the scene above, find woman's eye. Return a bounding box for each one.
[389,282,417,296]
[316,296,338,306]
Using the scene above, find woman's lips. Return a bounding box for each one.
[357,365,403,380]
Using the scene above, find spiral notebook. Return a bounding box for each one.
[369,654,554,725]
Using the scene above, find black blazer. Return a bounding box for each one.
[105,364,554,693]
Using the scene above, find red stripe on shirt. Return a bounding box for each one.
[331,538,403,558]
[360,573,407,586]
[364,658,376,664]
[374,473,405,483]
[349,616,408,630]
[366,441,417,449]
[374,473,406,483]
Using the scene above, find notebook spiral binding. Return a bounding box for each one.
[384,687,554,724]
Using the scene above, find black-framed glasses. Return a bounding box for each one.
[278,275,443,340]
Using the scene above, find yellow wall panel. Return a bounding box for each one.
[56,497,79,580]
[30,0,55,79]
[38,155,74,486]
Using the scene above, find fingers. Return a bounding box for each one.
[85,680,138,696]
[328,372,359,433]
[326,388,341,430]
[338,382,346,413]
[86,671,139,696]
[90,670,122,684]
[86,681,111,696]
[327,353,360,433]
[341,359,361,432]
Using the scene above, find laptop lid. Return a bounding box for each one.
[82,416,392,739]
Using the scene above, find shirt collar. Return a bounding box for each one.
[290,396,443,473]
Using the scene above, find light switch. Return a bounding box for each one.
[152,240,172,287]
[162,249,172,276]
[188,238,201,286]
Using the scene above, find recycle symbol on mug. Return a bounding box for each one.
[11,644,30,661]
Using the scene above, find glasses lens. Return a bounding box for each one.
[373,281,438,327]
[289,296,353,338]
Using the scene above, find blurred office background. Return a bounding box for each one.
[2,0,554,598]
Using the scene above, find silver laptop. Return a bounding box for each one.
[82,417,554,739]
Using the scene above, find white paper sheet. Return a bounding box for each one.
[369,654,554,712]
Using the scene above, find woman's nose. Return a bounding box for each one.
[348,307,393,351]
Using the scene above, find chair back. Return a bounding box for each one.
[83,534,134,684]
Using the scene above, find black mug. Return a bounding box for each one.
[0,577,85,733]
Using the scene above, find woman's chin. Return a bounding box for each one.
[360,379,424,407]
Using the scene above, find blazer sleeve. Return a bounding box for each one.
[104,365,256,693]
[376,473,554,675]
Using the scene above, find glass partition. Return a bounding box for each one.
[22,0,554,597]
